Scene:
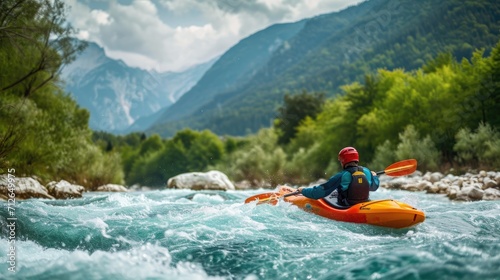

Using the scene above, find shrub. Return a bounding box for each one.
[454,123,500,169]
[395,125,440,171]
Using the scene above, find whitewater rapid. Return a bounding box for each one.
[1,189,499,279]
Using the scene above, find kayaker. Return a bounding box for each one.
[297,147,380,206]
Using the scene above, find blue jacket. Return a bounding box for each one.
[301,166,380,199]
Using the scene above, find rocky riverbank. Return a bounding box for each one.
[380,170,500,201]
[0,175,128,200]
[1,170,499,201]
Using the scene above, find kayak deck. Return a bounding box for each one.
[278,186,425,229]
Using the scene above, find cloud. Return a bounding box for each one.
[66,0,362,72]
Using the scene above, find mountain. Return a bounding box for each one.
[148,0,500,137]
[61,42,215,133]
[148,20,306,135]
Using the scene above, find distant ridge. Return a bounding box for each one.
[148,0,500,137]
[61,41,215,133]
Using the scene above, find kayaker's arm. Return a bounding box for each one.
[366,168,380,191]
[370,173,380,191]
[359,166,380,191]
[299,173,343,199]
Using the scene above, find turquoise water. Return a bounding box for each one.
[1,188,499,280]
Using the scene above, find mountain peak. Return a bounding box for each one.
[61,39,215,133]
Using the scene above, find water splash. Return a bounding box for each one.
[1,189,499,279]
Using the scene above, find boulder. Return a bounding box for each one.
[47,180,85,199]
[446,185,461,200]
[96,184,128,192]
[483,188,500,201]
[167,170,235,191]
[0,175,54,199]
[429,172,444,183]
[436,181,451,194]
[457,186,484,201]
[384,177,412,189]
[421,181,438,193]
[400,183,421,192]
[451,178,464,188]
[494,173,500,185]
[482,177,497,189]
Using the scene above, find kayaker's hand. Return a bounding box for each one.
[371,171,377,177]
[297,187,304,193]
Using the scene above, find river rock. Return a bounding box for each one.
[483,188,500,200]
[380,170,500,201]
[46,180,85,199]
[495,174,500,185]
[0,176,54,199]
[167,170,235,191]
[426,182,441,193]
[457,186,484,201]
[96,184,128,192]
[446,185,461,200]
[400,183,420,192]
[482,177,497,189]
[429,172,444,183]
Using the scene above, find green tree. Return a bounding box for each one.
[274,90,325,145]
[0,0,86,97]
[126,129,225,186]
[0,0,86,167]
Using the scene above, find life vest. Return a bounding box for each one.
[339,166,370,205]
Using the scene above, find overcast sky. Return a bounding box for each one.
[65,0,364,73]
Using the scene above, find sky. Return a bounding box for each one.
[65,0,364,73]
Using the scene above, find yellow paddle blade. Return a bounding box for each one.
[383,159,417,176]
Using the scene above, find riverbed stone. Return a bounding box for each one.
[457,186,484,201]
[494,173,500,185]
[483,177,497,189]
[420,181,436,193]
[429,172,444,183]
[0,176,54,199]
[483,188,500,200]
[47,180,85,199]
[167,170,235,191]
[96,184,128,192]
[447,185,461,200]
[400,183,420,192]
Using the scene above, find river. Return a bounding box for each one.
[1,188,499,279]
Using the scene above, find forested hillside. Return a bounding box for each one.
[147,21,306,136]
[149,0,500,137]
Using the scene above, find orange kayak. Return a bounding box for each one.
[278,186,425,229]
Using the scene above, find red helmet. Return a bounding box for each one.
[338,147,359,167]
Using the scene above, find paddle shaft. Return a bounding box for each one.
[283,191,300,197]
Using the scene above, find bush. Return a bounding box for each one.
[212,128,286,186]
[395,125,440,171]
[370,140,397,171]
[454,123,500,169]
[370,125,439,172]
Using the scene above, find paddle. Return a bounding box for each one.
[244,159,417,205]
[375,158,417,176]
